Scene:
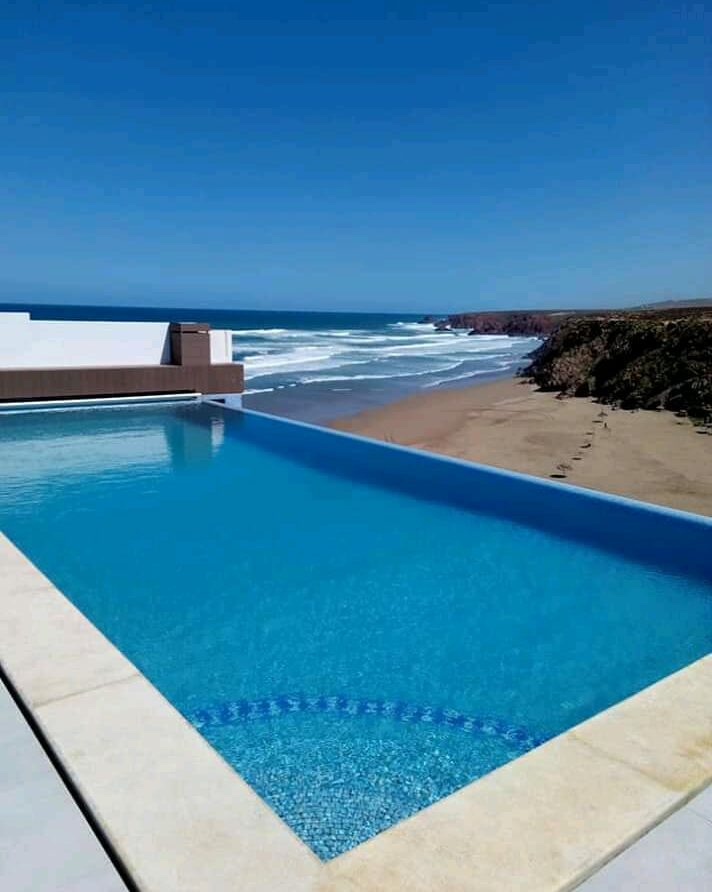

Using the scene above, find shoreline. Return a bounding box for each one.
[242,368,518,424]
[329,376,712,516]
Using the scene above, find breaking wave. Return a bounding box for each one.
[232,317,539,418]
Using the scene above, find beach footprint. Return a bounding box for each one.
[550,461,573,479]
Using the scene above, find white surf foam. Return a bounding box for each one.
[233,328,291,336]
[423,368,497,388]
[235,323,539,393]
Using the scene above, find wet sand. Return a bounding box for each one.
[330,377,712,516]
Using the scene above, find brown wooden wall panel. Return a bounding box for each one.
[0,363,244,402]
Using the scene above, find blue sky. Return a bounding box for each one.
[2,1,710,312]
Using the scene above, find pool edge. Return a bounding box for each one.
[1,530,709,892]
[231,403,712,526]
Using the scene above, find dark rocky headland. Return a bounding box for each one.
[421,301,712,420]
[523,308,712,420]
[420,310,582,336]
[446,310,577,336]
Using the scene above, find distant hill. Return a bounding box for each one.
[635,297,712,310]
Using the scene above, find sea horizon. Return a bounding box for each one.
[0,302,539,422]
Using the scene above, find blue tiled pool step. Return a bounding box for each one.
[190,693,545,751]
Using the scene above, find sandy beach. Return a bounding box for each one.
[330,377,712,516]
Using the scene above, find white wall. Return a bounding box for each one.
[0,315,171,369]
[0,313,234,369]
[209,328,233,364]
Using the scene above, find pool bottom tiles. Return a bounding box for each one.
[192,694,542,859]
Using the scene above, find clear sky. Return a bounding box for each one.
[2,1,710,313]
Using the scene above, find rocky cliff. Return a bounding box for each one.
[441,300,712,337]
[524,311,712,419]
[446,311,577,336]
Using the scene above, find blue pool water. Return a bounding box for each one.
[1,402,711,859]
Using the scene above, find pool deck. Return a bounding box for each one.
[1,530,710,891]
[0,678,126,891]
[577,785,712,890]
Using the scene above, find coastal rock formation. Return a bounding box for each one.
[444,300,712,337]
[447,311,574,337]
[418,315,455,330]
[524,312,712,418]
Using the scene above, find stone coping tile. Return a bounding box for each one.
[35,674,319,892]
[0,535,137,707]
[319,733,683,892]
[570,654,712,794]
[1,531,710,892]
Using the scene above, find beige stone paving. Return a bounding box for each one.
[571,661,712,793]
[36,674,320,892]
[1,531,710,892]
[0,550,137,707]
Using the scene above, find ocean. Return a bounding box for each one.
[0,304,540,422]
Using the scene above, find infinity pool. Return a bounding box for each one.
[1,402,710,858]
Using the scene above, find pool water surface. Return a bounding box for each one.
[0,402,710,858]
